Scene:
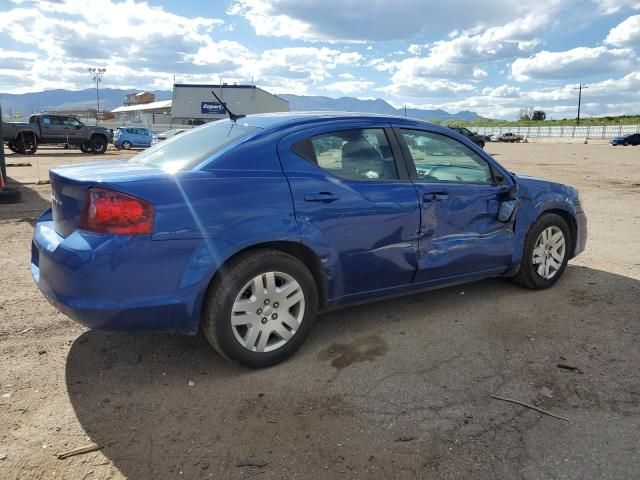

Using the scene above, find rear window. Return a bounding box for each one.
[129,122,258,172]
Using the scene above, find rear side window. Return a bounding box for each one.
[130,121,258,172]
[293,128,398,181]
[400,129,493,184]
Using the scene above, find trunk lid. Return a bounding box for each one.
[50,160,165,237]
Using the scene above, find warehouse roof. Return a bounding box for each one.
[111,99,172,113]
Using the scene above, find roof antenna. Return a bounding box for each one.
[211,89,245,122]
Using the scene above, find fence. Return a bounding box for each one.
[475,124,640,139]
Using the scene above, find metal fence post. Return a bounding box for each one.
[0,104,6,183]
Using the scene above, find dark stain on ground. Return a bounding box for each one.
[318,334,389,369]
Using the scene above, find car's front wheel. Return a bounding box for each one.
[121,141,132,150]
[512,213,571,290]
[202,249,318,368]
[90,137,108,154]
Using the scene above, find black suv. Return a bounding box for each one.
[449,126,486,149]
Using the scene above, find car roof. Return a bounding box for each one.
[213,111,441,132]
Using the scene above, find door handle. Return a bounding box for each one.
[423,192,449,201]
[304,192,340,203]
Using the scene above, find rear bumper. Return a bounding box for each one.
[31,218,228,334]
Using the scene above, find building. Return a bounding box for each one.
[111,99,172,124]
[170,84,289,125]
[125,91,155,106]
[110,84,288,126]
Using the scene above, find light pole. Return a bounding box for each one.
[87,67,106,125]
[573,83,588,126]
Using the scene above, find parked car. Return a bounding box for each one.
[496,132,523,143]
[151,128,186,145]
[448,126,485,148]
[2,113,111,154]
[31,113,587,368]
[610,133,640,146]
[113,126,155,150]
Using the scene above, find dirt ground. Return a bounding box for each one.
[1,142,638,480]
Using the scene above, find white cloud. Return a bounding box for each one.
[253,47,362,85]
[228,0,563,41]
[383,78,476,98]
[378,14,547,98]
[322,80,375,95]
[482,84,522,97]
[0,0,362,94]
[593,0,640,14]
[0,0,230,92]
[417,71,640,119]
[605,15,640,47]
[228,0,633,42]
[511,46,638,81]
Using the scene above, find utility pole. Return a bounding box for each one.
[87,67,106,125]
[573,83,588,125]
[404,104,407,117]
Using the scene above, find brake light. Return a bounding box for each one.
[80,188,154,235]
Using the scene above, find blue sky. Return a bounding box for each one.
[0,0,639,118]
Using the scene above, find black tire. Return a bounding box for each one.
[202,249,319,368]
[511,213,571,290]
[477,141,485,149]
[7,142,18,153]
[121,141,132,150]
[15,133,37,155]
[90,137,108,154]
[0,187,22,204]
[80,143,92,153]
[623,141,629,146]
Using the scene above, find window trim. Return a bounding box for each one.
[395,127,499,186]
[290,126,411,183]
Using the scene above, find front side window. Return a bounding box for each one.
[400,129,493,184]
[295,128,398,181]
[63,117,82,127]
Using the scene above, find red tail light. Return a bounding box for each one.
[80,188,154,235]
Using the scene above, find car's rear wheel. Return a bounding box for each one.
[623,140,629,146]
[80,143,92,153]
[121,141,132,150]
[202,249,318,368]
[15,133,37,155]
[90,137,108,154]
[512,213,571,290]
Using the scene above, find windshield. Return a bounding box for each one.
[129,122,258,172]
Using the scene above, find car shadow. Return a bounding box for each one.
[0,176,50,224]
[65,265,640,478]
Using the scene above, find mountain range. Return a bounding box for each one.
[0,88,479,121]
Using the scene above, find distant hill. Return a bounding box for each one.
[280,94,480,121]
[0,88,172,116]
[0,88,480,122]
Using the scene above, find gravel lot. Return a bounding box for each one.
[1,142,638,480]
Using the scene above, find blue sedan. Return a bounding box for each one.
[32,113,587,367]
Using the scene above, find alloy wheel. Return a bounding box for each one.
[532,226,566,279]
[231,271,305,353]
